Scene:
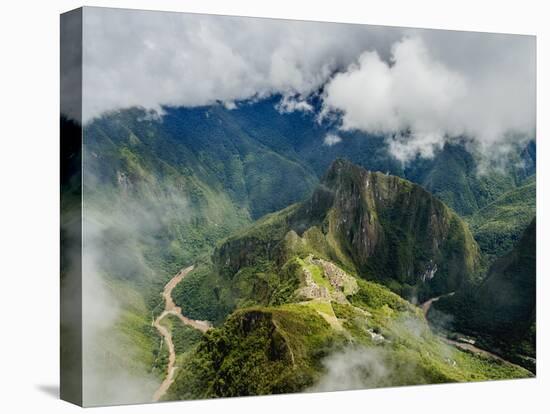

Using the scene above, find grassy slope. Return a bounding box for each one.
[167,258,530,400]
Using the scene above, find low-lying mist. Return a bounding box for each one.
[309,347,392,392]
[81,162,193,406]
[308,313,459,393]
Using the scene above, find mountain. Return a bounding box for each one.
[429,219,536,371]
[171,161,482,327]
[165,161,529,399]
[80,103,323,402]
[404,142,535,216]
[219,97,535,216]
[81,102,535,308]
[78,98,535,402]
[306,159,481,300]
[82,104,328,317]
[467,176,535,259]
[89,100,535,223]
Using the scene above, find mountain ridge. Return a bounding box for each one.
[164,161,530,399]
[77,99,535,403]
[210,159,480,305]
[174,160,482,332]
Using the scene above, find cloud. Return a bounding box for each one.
[81,208,161,406]
[309,347,389,392]
[81,7,535,162]
[323,133,342,146]
[80,155,195,405]
[81,7,401,123]
[309,314,460,393]
[223,101,237,110]
[322,35,535,162]
[276,95,313,113]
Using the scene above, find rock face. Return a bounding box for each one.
[311,160,479,299]
[214,159,480,301]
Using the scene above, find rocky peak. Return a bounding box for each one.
[216,159,480,302]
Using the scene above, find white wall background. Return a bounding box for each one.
[0,0,548,412]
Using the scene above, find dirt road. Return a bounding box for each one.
[420,293,524,368]
[421,292,455,317]
[441,337,526,368]
[152,266,212,402]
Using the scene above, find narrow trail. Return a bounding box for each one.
[441,337,513,364]
[421,292,524,368]
[421,292,455,317]
[152,265,212,402]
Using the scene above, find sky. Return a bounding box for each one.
[81,6,535,161]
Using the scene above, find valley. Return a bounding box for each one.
[79,99,536,404]
[152,266,211,402]
[160,160,533,399]
[60,12,537,406]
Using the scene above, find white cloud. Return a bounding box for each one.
[82,7,399,123]
[81,209,161,406]
[223,101,237,110]
[322,36,535,162]
[80,160,195,405]
[80,7,535,162]
[308,347,389,392]
[323,133,342,146]
[276,95,313,113]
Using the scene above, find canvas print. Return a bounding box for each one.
[60,7,536,407]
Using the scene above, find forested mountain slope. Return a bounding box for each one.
[78,98,535,403]
[429,219,536,371]
[164,161,530,399]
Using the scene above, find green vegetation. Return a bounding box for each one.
[171,260,236,325]
[405,142,534,216]
[164,161,531,400]
[468,176,535,259]
[160,314,204,355]
[172,251,303,325]
[351,279,413,312]
[86,277,169,382]
[78,100,535,402]
[301,260,332,290]
[166,306,341,399]
[173,160,483,326]
[225,100,535,216]
[167,258,530,401]
[431,219,536,371]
